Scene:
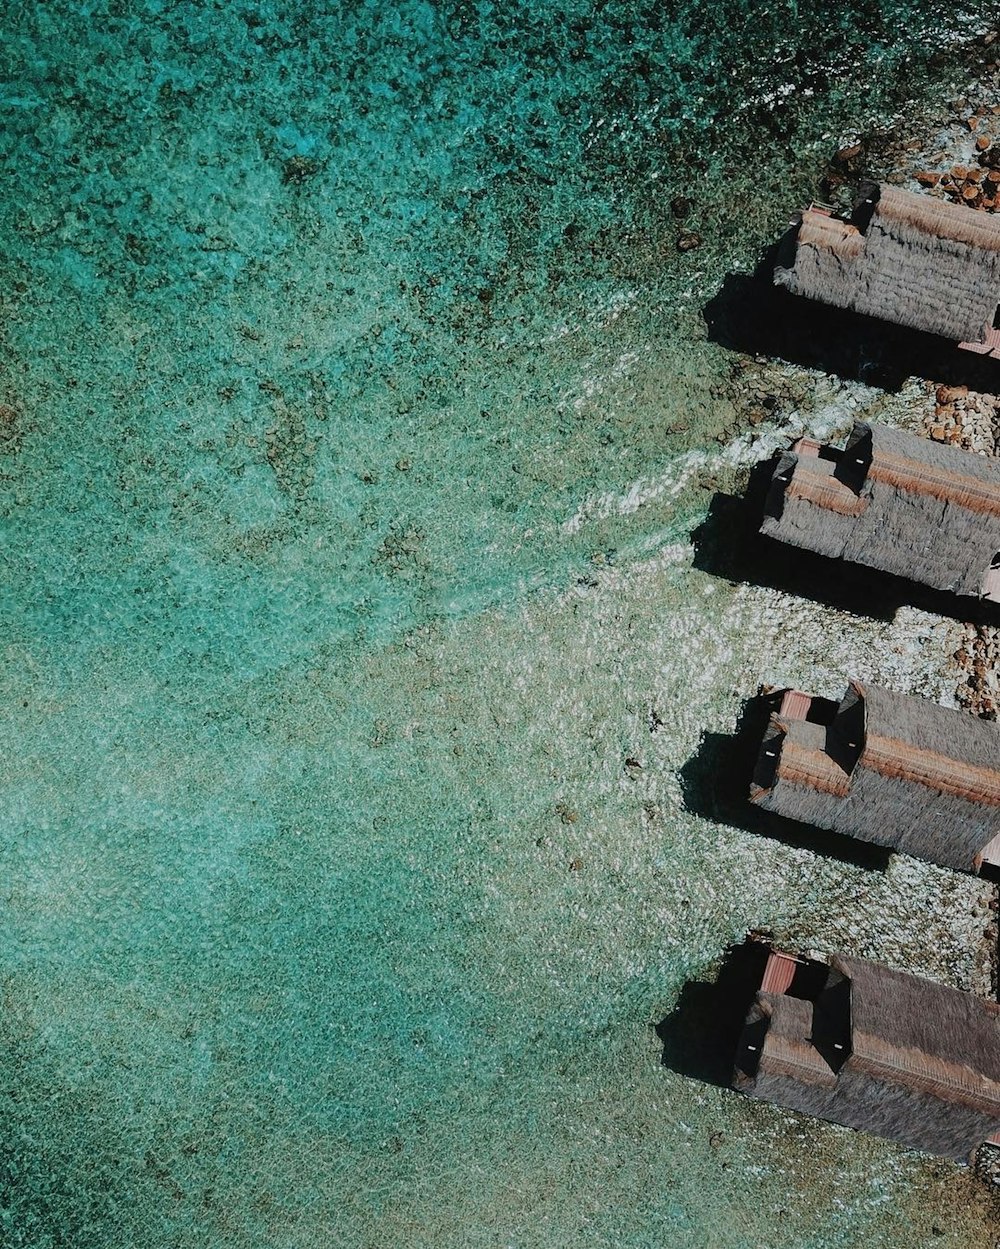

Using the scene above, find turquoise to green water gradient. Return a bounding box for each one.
[1,3,999,1245]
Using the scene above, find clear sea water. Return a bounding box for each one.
[1,3,999,1245]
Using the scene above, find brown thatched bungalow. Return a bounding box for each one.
[761,421,1000,601]
[750,681,1000,874]
[775,181,1000,356]
[733,947,1000,1161]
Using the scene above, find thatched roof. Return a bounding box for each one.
[760,421,1000,599]
[834,956,1000,1101]
[739,992,837,1088]
[750,679,1000,872]
[733,949,1000,1161]
[774,181,1000,343]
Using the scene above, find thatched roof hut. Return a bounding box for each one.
[774,181,1000,352]
[750,681,1000,873]
[733,947,1000,1161]
[761,421,1000,600]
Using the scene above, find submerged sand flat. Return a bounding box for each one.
[1,3,999,1245]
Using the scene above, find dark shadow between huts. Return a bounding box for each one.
[693,459,1000,627]
[704,238,1000,393]
[678,692,892,872]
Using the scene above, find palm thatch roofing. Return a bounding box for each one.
[750,679,1000,873]
[733,948,1000,1161]
[774,181,1000,344]
[760,421,1000,600]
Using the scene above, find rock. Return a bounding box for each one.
[833,142,863,169]
[282,155,322,184]
[676,231,702,253]
[0,404,19,449]
[670,196,692,219]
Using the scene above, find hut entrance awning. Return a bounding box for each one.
[760,950,800,994]
[778,689,811,720]
[960,327,1000,360]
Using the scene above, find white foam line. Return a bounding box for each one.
[563,398,868,535]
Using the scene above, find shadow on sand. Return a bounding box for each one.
[693,459,1000,628]
[678,691,892,874]
[704,236,1000,393]
[654,939,794,1086]
[655,938,835,1085]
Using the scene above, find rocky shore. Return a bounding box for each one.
[914,102,1000,211]
[701,64,1000,1081]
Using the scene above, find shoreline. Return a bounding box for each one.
[693,44,1000,1043]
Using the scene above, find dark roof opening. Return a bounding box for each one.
[805,695,840,726]
[811,973,852,1073]
[826,692,865,775]
[734,1013,768,1081]
[834,424,873,495]
[783,956,831,1000]
[850,181,881,235]
[753,726,784,790]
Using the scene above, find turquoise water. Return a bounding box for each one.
[1,3,999,1245]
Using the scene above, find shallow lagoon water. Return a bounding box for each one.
[1,3,1000,1245]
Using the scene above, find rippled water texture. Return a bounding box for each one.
[1,3,998,1245]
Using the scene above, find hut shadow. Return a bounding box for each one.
[655,940,772,1085]
[679,693,892,873]
[704,238,1000,393]
[694,460,1000,627]
[980,862,1000,887]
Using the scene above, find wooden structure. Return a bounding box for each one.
[734,947,1000,1161]
[774,181,1000,356]
[751,680,1000,874]
[761,421,1000,601]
